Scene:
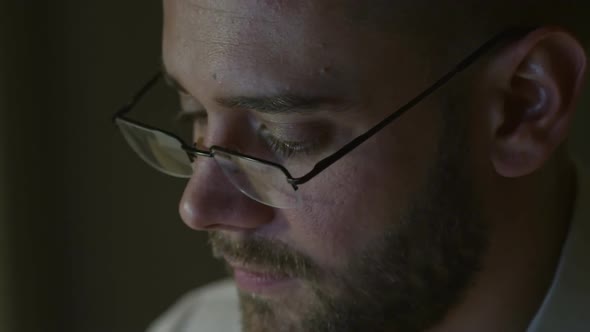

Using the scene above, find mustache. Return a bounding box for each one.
[208,231,318,279]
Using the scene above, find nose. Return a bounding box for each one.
[178,155,275,231]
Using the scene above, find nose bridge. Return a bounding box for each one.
[179,115,274,231]
[198,111,258,153]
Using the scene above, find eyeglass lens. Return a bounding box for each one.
[116,118,301,208]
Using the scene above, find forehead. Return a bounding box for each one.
[162,0,408,100]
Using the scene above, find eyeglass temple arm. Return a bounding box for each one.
[112,73,162,122]
[289,27,535,187]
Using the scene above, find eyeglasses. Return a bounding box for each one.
[113,28,533,209]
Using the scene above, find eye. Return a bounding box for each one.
[174,110,208,125]
[257,124,325,160]
[167,91,207,139]
[174,93,206,117]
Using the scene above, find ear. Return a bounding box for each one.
[485,27,587,178]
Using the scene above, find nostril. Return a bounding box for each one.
[178,167,275,232]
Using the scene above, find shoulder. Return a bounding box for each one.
[146,279,241,332]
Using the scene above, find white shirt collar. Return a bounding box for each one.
[527,163,590,332]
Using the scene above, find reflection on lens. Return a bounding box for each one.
[116,118,301,208]
[213,150,300,209]
[116,119,192,177]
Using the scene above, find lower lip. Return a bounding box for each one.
[232,267,295,294]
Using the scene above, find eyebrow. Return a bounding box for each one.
[215,95,348,115]
[161,61,350,115]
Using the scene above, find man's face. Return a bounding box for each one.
[163,1,487,331]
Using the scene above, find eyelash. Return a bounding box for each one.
[260,129,315,159]
[174,112,317,159]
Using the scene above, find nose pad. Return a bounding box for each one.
[178,154,274,231]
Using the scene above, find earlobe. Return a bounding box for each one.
[490,28,587,178]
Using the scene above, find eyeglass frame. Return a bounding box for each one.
[112,27,534,192]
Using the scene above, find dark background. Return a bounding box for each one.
[0,1,588,332]
[0,1,225,332]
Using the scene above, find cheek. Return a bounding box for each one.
[279,114,441,270]
[280,153,426,269]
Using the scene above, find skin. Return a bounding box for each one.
[162,0,587,331]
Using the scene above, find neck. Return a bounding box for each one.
[428,156,577,332]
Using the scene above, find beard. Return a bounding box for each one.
[208,112,488,332]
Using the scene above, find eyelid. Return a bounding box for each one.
[258,125,318,159]
[174,110,208,125]
[179,92,204,110]
[174,90,208,123]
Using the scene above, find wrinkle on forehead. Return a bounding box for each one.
[165,0,346,85]
[181,0,316,21]
[163,0,415,106]
[183,2,277,24]
[166,0,303,56]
